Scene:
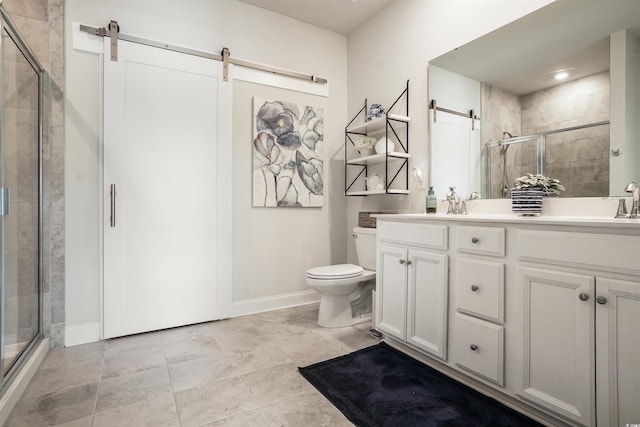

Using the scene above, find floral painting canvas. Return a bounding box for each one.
[253,97,324,207]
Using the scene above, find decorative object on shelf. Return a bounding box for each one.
[354,136,377,157]
[375,137,395,154]
[252,97,324,208]
[511,173,565,216]
[366,103,385,122]
[366,174,385,191]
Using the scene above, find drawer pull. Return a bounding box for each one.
[470,284,479,292]
[471,237,480,244]
[578,292,589,302]
[470,344,478,351]
[596,296,607,305]
[399,259,405,265]
[406,260,412,266]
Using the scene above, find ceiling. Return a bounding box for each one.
[236,0,394,35]
[430,0,640,95]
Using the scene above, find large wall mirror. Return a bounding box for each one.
[428,0,640,199]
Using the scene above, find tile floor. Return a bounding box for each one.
[6,304,379,426]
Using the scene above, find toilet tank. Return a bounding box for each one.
[354,227,377,270]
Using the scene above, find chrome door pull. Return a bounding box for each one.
[471,237,480,244]
[110,184,116,227]
[470,344,478,351]
[399,259,406,265]
[596,296,607,305]
[406,260,412,266]
[471,284,479,292]
[578,292,589,302]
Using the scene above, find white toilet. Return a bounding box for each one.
[306,227,376,328]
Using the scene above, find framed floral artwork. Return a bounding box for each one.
[252,97,324,207]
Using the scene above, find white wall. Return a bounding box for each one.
[65,0,348,343]
[345,0,553,263]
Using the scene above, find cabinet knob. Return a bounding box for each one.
[399,259,405,265]
[578,292,589,302]
[471,237,480,244]
[352,234,357,239]
[471,284,479,292]
[596,296,607,305]
[406,260,412,266]
[470,344,478,351]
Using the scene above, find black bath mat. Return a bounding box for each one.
[299,342,543,427]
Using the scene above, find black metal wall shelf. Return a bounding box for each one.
[344,80,410,196]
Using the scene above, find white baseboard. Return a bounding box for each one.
[0,338,49,426]
[228,290,319,318]
[65,322,101,347]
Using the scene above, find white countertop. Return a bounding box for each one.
[373,212,640,229]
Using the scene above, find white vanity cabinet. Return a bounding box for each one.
[376,221,448,360]
[516,230,640,426]
[374,214,640,427]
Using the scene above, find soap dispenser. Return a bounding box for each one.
[426,186,437,214]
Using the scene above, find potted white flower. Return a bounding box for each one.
[511,173,565,215]
[354,136,377,157]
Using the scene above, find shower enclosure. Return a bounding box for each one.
[0,7,43,393]
[484,121,610,198]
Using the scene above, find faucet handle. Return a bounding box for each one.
[615,198,628,218]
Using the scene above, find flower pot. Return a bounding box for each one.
[358,148,374,157]
[375,138,395,154]
[511,188,544,216]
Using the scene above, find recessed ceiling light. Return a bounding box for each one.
[555,71,569,80]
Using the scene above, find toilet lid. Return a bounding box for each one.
[307,264,364,280]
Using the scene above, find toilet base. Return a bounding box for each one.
[317,295,372,328]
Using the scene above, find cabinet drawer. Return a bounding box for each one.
[377,221,448,250]
[456,258,504,324]
[456,226,505,257]
[452,313,504,386]
[518,230,640,275]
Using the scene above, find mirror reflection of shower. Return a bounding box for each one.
[500,131,516,198]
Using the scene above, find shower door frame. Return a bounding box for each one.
[0,6,44,393]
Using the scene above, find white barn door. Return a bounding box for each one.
[103,39,230,338]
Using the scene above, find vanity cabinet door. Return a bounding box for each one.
[595,277,640,427]
[376,244,408,340]
[406,249,448,360]
[516,267,595,426]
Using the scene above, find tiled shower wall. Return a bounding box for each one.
[4,0,65,347]
[483,72,610,198]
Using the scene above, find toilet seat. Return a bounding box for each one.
[306,263,364,280]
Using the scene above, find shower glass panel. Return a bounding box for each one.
[0,12,42,384]
[544,124,610,198]
[485,137,537,198]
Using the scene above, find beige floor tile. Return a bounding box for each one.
[260,391,354,427]
[161,320,223,346]
[163,335,225,365]
[228,341,293,375]
[241,362,316,406]
[52,415,93,427]
[23,355,103,399]
[174,376,258,427]
[95,366,172,413]
[102,344,167,379]
[168,354,235,393]
[312,323,379,353]
[201,408,272,426]
[39,341,106,370]
[92,394,180,427]
[274,331,347,367]
[6,382,98,427]
[104,331,163,355]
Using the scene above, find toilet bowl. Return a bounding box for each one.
[306,227,376,328]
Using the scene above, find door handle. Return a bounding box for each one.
[110,184,116,227]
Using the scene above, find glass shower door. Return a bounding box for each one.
[0,19,42,379]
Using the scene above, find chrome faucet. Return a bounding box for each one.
[625,182,639,218]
